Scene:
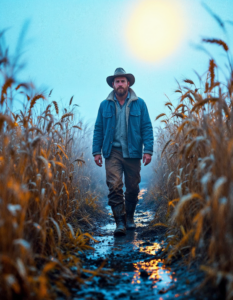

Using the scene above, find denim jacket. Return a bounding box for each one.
[92,88,153,159]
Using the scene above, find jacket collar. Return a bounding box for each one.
[106,87,138,105]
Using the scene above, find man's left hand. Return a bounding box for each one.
[143,153,152,166]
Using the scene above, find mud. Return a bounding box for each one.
[73,185,221,300]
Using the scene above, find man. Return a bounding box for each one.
[92,68,153,236]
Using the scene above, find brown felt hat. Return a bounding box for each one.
[106,68,135,87]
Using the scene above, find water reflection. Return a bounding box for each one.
[138,188,147,199]
[111,234,175,294]
[113,230,138,248]
[131,243,173,290]
[139,244,161,255]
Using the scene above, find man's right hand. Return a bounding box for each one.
[94,154,103,167]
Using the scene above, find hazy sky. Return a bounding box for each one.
[1,0,233,126]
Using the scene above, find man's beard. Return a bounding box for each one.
[114,87,128,97]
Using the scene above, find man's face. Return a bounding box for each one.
[112,76,129,97]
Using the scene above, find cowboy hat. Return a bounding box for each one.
[106,68,135,87]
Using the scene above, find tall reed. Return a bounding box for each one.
[0,30,106,299]
[152,37,233,298]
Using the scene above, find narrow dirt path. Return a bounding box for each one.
[75,184,205,300]
[72,184,222,300]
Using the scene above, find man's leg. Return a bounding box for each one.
[105,149,126,235]
[123,158,141,229]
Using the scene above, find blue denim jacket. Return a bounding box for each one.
[92,88,154,159]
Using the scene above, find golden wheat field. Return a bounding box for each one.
[149,37,233,298]
[0,30,109,299]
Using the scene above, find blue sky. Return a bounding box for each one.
[1,0,233,126]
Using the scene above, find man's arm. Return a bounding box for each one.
[140,101,154,165]
[92,103,104,166]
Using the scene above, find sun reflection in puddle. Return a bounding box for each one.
[131,258,173,288]
[130,242,174,291]
[139,244,161,255]
[138,188,147,199]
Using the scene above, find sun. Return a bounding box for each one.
[126,0,186,62]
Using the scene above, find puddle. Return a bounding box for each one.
[77,183,178,300]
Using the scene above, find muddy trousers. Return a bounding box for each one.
[105,149,141,207]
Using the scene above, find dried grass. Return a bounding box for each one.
[150,38,233,298]
[0,31,107,299]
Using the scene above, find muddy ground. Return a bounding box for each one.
[70,187,223,300]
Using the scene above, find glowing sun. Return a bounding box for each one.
[126,0,186,62]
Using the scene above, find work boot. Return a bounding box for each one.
[125,201,137,229]
[111,203,126,236]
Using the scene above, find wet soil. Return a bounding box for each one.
[74,186,222,300]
